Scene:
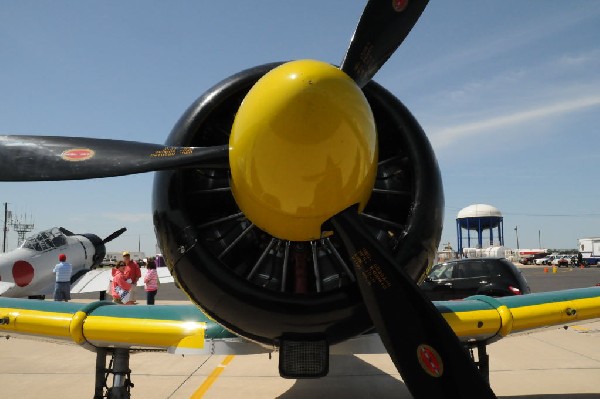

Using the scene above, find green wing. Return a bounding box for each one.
[2,287,600,354]
[0,298,267,355]
[440,287,600,342]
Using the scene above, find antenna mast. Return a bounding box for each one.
[11,212,35,247]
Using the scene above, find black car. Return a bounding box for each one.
[420,257,531,301]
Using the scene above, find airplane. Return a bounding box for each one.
[1,1,600,398]
[0,225,175,300]
[0,226,126,298]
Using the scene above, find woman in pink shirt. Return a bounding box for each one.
[112,262,133,304]
[144,257,159,305]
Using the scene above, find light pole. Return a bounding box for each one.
[2,202,8,253]
[514,226,519,250]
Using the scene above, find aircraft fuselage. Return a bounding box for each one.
[0,228,99,297]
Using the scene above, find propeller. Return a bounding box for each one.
[335,2,496,397]
[58,227,74,236]
[1,1,495,397]
[0,135,228,181]
[103,227,127,244]
[331,207,497,398]
[341,0,429,87]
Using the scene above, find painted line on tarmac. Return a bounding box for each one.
[570,325,591,332]
[190,355,236,398]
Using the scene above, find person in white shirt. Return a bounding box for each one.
[53,253,72,302]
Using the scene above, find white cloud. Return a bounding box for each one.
[429,95,600,149]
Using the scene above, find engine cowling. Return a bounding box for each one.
[152,62,443,346]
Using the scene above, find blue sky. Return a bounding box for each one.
[1,1,599,255]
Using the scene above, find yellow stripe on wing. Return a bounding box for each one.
[83,315,206,349]
[439,292,600,342]
[0,308,73,339]
[0,306,207,351]
[510,296,600,332]
[442,309,501,339]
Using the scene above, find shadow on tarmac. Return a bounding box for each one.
[276,355,411,399]
[275,355,600,399]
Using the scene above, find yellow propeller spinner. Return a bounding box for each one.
[229,59,378,241]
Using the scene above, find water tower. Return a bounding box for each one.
[456,204,504,255]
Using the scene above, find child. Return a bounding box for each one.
[144,257,159,305]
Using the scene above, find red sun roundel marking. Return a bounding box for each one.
[392,0,409,12]
[13,260,35,287]
[417,344,444,377]
[61,148,95,161]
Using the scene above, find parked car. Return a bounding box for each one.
[550,255,571,267]
[521,252,549,265]
[420,257,531,301]
[534,256,547,265]
[519,256,535,265]
[100,257,116,267]
[535,254,557,265]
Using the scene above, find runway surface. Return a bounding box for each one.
[2,318,600,398]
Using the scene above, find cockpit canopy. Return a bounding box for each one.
[21,227,67,252]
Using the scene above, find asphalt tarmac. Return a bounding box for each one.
[70,263,600,303]
[2,264,600,398]
[519,264,600,292]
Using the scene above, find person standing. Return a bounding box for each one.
[144,256,159,305]
[122,251,141,305]
[53,253,72,302]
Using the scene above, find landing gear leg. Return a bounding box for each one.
[468,342,490,383]
[94,348,107,399]
[94,348,134,399]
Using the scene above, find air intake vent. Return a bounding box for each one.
[279,335,329,378]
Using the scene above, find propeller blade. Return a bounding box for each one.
[58,227,74,236]
[341,0,429,87]
[103,227,127,244]
[330,207,497,399]
[0,135,229,181]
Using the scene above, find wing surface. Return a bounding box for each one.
[440,287,600,342]
[0,297,267,355]
[137,267,175,286]
[2,287,599,355]
[0,282,16,295]
[71,269,110,293]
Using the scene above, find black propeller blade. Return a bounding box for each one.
[58,227,74,236]
[0,135,228,181]
[103,227,127,244]
[341,0,429,87]
[330,207,497,399]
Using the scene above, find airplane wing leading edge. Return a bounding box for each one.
[0,297,268,355]
[1,286,600,355]
[440,286,600,342]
